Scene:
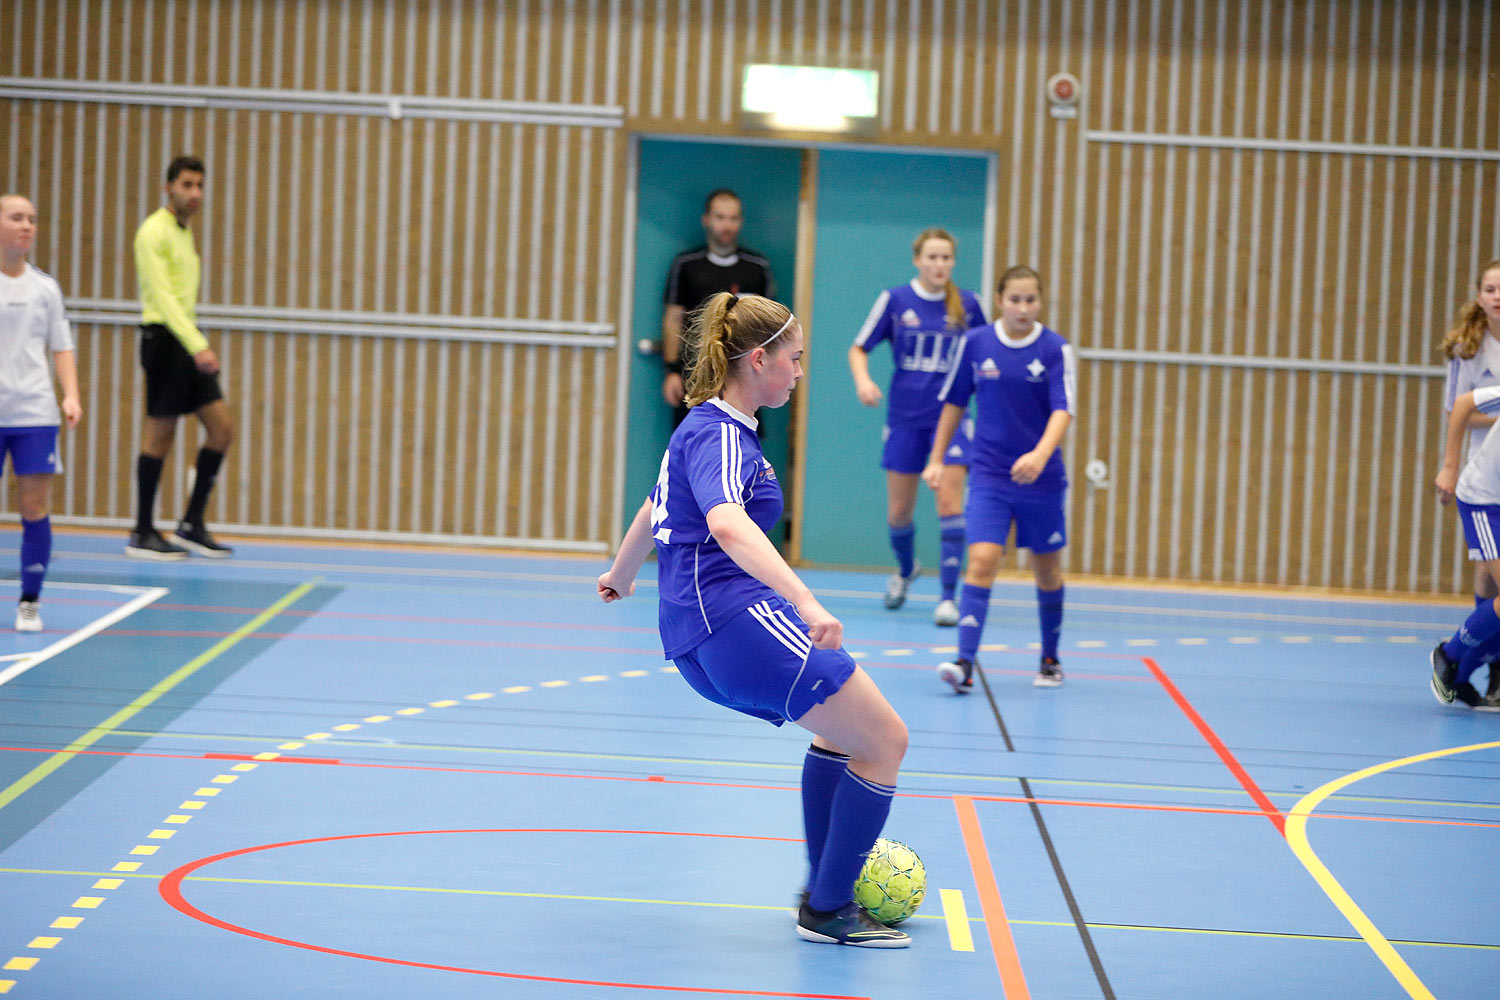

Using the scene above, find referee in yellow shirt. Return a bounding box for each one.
[126,155,235,560]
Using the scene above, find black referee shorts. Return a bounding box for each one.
[139,324,224,418]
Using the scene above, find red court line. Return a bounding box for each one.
[3,745,1496,831]
[954,797,1030,999]
[1142,656,1285,834]
[159,829,859,999]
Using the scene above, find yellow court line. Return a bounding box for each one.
[1285,740,1500,1000]
[0,581,318,814]
[940,888,975,951]
[5,864,1497,953]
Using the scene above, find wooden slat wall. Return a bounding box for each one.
[3,0,1496,589]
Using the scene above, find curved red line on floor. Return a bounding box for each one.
[158,828,863,1000]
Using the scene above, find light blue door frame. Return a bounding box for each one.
[622,138,993,571]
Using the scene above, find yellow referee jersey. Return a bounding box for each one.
[133,206,208,355]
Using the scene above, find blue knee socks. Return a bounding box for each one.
[1444,599,1500,665]
[1038,585,1064,660]
[889,522,916,579]
[957,583,990,662]
[939,516,965,601]
[801,745,850,890]
[20,516,50,601]
[807,768,896,913]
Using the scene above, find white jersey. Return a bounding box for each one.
[1457,386,1500,506]
[1443,335,1500,455]
[0,264,72,427]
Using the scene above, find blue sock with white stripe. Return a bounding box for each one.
[889,522,916,579]
[957,583,990,663]
[1038,585,1064,660]
[939,516,965,601]
[801,745,851,891]
[20,516,50,601]
[1444,598,1500,665]
[808,768,896,913]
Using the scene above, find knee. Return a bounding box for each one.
[966,549,1001,582]
[207,421,234,452]
[18,496,48,522]
[879,716,909,768]
[1035,564,1064,590]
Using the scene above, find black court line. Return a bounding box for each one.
[977,662,1117,1000]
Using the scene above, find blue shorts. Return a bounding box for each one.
[672,596,858,726]
[0,426,62,476]
[967,480,1067,553]
[1457,499,1500,561]
[881,419,971,474]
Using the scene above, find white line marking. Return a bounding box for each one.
[0,587,168,688]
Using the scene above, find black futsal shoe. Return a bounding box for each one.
[125,529,189,561]
[1429,644,1458,705]
[796,901,910,948]
[175,522,234,559]
[1034,656,1065,688]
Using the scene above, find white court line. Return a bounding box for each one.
[0,585,169,688]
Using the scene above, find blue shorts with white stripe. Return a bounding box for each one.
[672,596,858,726]
[1457,499,1500,561]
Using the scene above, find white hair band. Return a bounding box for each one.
[729,313,796,360]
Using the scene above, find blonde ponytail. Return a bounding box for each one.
[683,293,795,407]
[1442,259,1500,360]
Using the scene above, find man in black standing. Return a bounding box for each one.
[660,189,775,426]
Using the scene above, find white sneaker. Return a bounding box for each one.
[933,599,960,627]
[15,600,42,632]
[883,560,920,610]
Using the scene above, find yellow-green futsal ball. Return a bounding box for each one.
[853,838,926,925]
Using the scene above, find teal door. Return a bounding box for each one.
[800,149,991,568]
[624,139,803,534]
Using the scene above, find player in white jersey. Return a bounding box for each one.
[0,195,83,632]
[1438,259,1500,701]
[599,292,911,947]
[1431,378,1500,709]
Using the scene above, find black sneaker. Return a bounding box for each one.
[125,529,189,562]
[1486,660,1500,702]
[796,901,910,948]
[936,657,974,694]
[1430,644,1457,705]
[1034,656,1064,688]
[175,522,234,559]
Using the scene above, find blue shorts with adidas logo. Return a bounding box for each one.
[0,425,62,476]
[880,418,972,474]
[966,481,1067,553]
[671,596,858,726]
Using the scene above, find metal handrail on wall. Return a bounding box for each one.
[0,77,626,129]
[68,299,617,349]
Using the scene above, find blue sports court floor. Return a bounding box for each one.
[0,531,1496,999]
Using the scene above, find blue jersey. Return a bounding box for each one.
[938,322,1077,494]
[650,398,783,658]
[852,280,987,429]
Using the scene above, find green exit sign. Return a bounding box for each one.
[740,64,880,135]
